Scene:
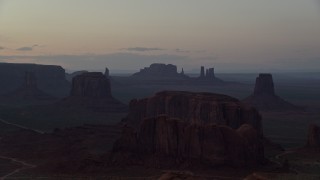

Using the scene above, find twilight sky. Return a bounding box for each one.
[0,0,320,73]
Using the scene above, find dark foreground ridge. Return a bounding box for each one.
[243,73,300,111]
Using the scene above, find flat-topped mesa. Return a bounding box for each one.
[254,74,275,96]
[0,63,70,97]
[3,71,56,102]
[306,124,320,148]
[70,72,112,98]
[243,73,299,111]
[123,91,262,135]
[132,63,187,78]
[113,115,265,167]
[63,72,127,112]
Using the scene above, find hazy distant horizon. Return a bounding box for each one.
[1,0,320,72]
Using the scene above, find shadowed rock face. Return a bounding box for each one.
[114,91,265,168]
[123,91,262,134]
[254,74,275,96]
[104,67,110,78]
[113,116,265,167]
[199,66,215,79]
[0,63,70,97]
[306,124,320,148]
[62,72,127,112]
[243,73,299,111]
[24,71,37,88]
[132,63,188,78]
[2,71,57,103]
[196,66,223,84]
[70,72,112,98]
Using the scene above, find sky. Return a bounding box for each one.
[0,0,320,73]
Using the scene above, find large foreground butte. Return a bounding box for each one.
[113,91,265,168]
[123,91,262,134]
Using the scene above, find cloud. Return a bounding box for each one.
[175,48,190,53]
[0,46,4,50]
[16,44,38,51]
[123,47,165,52]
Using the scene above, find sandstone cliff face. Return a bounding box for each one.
[253,74,275,96]
[1,71,57,105]
[0,63,70,97]
[243,74,300,111]
[113,115,265,167]
[70,72,112,98]
[123,91,262,134]
[306,124,320,148]
[113,91,264,168]
[62,72,127,112]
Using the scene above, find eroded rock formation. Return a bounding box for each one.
[132,63,188,79]
[70,72,112,98]
[123,91,262,134]
[62,72,127,112]
[306,124,320,148]
[196,66,223,83]
[0,63,70,97]
[253,74,275,96]
[1,71,57,104]
[243,74,300,111]
[113,115,265,167]
[104,67,110,78]
[112,91,265,168]
[198,66,215,79]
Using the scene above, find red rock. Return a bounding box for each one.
[113,115,265,167]
[124,91,262,135]
[306,124,320,148]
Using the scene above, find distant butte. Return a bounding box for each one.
[243,73,300,111]
[0,71,57,105]
[132,63,188,79]
[60,72,127,112]
[0,63,70,97]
